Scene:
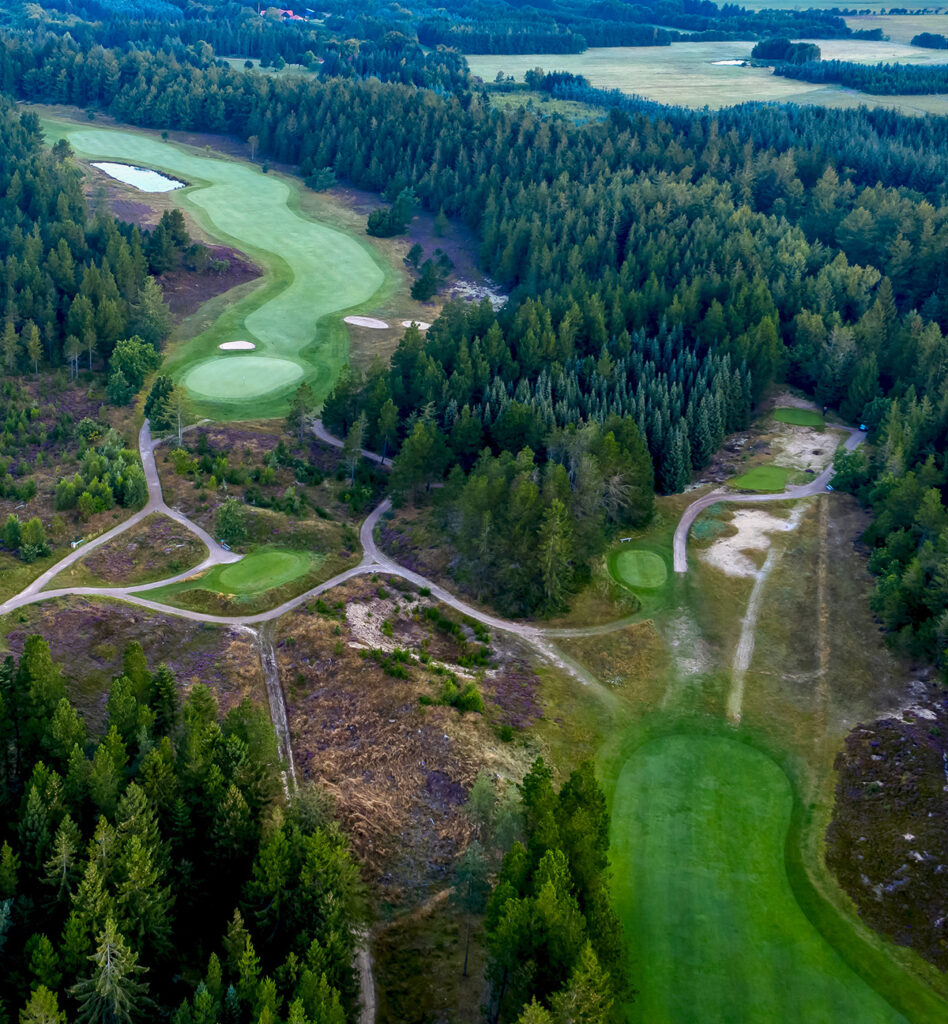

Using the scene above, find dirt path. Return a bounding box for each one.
[673,426,865,574]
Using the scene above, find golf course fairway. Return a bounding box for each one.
[43,120,388,416]
[610,734,907,1024]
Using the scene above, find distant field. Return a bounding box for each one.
[774,407,825,428]
[845,13,948,45]
[731,465,789,492]
[467,40,948,114]
[610,734,909,1023]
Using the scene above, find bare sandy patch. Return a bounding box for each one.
[218,340,256,350]
[401,320,431,330]
[344,315,389,329]
[702,508,799,577]
[770,422,848,475]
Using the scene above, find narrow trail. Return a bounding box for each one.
[726,504,805,723]
[815,495,831,715]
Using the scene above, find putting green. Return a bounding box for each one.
[610,734,907,1023]
[774,407,825,428]
[612,548,668,590]
[730,465,789,492]
[185,355,303,402]
[148,547,313,605]
[43,121,389,416]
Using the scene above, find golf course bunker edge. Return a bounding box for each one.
[184,354,303,402]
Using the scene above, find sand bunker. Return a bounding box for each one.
[401,320,431,330]
[344,315,389,329]
[702,509,800,578]
[218,340,256,351]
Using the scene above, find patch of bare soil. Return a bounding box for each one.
[276,578,536,905]
[701,507,797,578]
[2,598,266,729]
[826,677,948,971]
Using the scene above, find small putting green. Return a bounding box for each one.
[773,407,825,428]
[610,734,908,1023]
[185,354,303,403]
[730,465,789,493]
[149,547,313,604]
[612,548,668,590]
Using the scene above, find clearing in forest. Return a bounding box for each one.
[43,120,390,416]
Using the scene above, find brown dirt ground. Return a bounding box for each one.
[51,512,206,588]
[275,577,539,904]
[1,597,266,730]
[826,684,948,971]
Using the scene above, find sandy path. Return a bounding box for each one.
[726,504,804,723]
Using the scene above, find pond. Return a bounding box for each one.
[91,161,186,192]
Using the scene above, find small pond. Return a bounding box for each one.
[91,161,186,193]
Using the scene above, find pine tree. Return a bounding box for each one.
[71,917,150,1024]
[18,985,66,1024]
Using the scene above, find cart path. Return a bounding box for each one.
[672,426,865,574]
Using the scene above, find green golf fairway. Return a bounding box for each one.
[731,465,789,492]
[612,549,668,590]
[149,548,312,604]
[611,734,907,1024]
[774,407,825,428]
[44,121,387,415]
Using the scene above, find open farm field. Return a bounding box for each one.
[845,13,948,44]
[469,40,948,114]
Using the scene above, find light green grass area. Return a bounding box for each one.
[487,89,606,121]
[773,407,825,427]
[41,119,394,417]
[149,547,314,603]
[467,40,948,114]
[610,733,907,1023]
[844,13,948,45]
[611,548,668,590]
[730,464,789,492]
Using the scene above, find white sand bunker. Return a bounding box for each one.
[702,509,800,578]
[218,340,256,351]
[344,315,389,329]
[401,320,431,330]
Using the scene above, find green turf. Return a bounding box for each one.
[773,407,825,428]
[730,465,789,493]
[611,548,668,590]
[149,547,313,602]
[41,120,393,417]
[610,733,907,1024]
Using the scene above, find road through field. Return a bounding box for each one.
[44,121,386,413]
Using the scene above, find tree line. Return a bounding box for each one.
[774,57,948,95]
[0,100,171,379]
[0,636,366,1024]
